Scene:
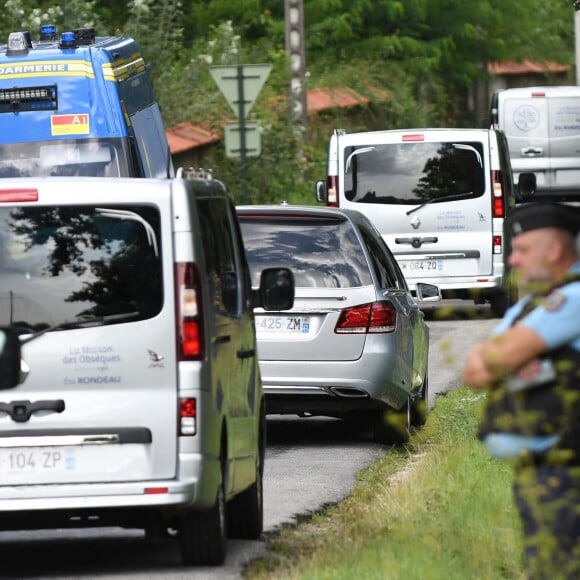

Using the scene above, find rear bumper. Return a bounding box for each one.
[406,274,504,293]
[259,352,420,415]
[0,452,220,529]
[406,274,503,290]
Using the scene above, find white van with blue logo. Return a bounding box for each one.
[0,170,293,566]
[316,127,518,315]
[490,85,580,202]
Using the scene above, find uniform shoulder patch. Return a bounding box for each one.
[544,290,566,312]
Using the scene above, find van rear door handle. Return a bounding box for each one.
[0,400,65,423]
[521,147,543,157]
[237,348,255,359]
[214,335,231,344]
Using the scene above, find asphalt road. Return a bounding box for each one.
[0,302,498,579]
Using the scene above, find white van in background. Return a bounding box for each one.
[315,128,520,315]
[0,171,294,566]
[490,85,580,201]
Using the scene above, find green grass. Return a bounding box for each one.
[246,388,525,579]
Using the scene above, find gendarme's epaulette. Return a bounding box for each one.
[513,273,580,325]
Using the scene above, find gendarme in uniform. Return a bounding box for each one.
[469,201,580,578]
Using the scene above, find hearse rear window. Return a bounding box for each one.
[0,205,162,334]
[239,217,372,289]
[343,141,485,205]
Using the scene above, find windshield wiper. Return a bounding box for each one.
[406,192,474,216]
[19,311,140,344]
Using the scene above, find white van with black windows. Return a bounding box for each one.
[315,128,521,315]
[0,170,294,566]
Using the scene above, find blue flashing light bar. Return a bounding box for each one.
[60,31,77,48]
[41,24,56,36]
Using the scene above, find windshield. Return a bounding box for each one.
[0,205,163,333]
[0,139,136,178]
[343,141,485,205]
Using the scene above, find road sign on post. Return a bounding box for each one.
[210,64,272,118]
[225,121,261,158]
[210,64,271,201]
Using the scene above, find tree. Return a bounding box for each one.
[1,0,576,203]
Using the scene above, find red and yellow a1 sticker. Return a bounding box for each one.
[51,114,90,136]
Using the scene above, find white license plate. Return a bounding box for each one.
[0,444,149,484]
[256,316,310,333]
[398,260,442,273]
[0,447,75,474]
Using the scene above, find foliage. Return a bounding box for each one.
[120,0,185,98]
[0,0,576,203]
[245,388,524,579]
[1,0,98,34]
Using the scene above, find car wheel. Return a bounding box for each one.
[227,417,265,539]
[372,406,410,445]
[178,461,227,566]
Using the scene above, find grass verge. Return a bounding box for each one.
[245,388,525,579]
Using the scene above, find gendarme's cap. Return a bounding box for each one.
[506,202,580,237]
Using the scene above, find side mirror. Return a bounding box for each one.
[315,180,325,203]
[256,268,295,311]
[0,327,21,389]
[516,172,537,201]
[415,283,441,302]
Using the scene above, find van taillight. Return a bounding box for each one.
[335,301,397,334]
[493,235,502,254]
[179,398,196,436]
[326,175,338,207]
[491,170,504,218]
[175,262,204,361]
[0,189,38,202]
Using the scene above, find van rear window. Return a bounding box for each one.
[343,141,485,205]
[0,205,162,334]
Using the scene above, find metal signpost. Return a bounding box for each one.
[210,64,272,200]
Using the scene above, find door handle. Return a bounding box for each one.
[521,147,543,157]
[0,399,65,423]
[214,335,231,345]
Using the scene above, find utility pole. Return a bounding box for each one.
[284,0,308,129]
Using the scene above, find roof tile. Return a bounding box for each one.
[488,60,569,75]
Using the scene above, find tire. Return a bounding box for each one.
[372,405,410,445]
[227,421,265,539]
[178,462,227,566]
